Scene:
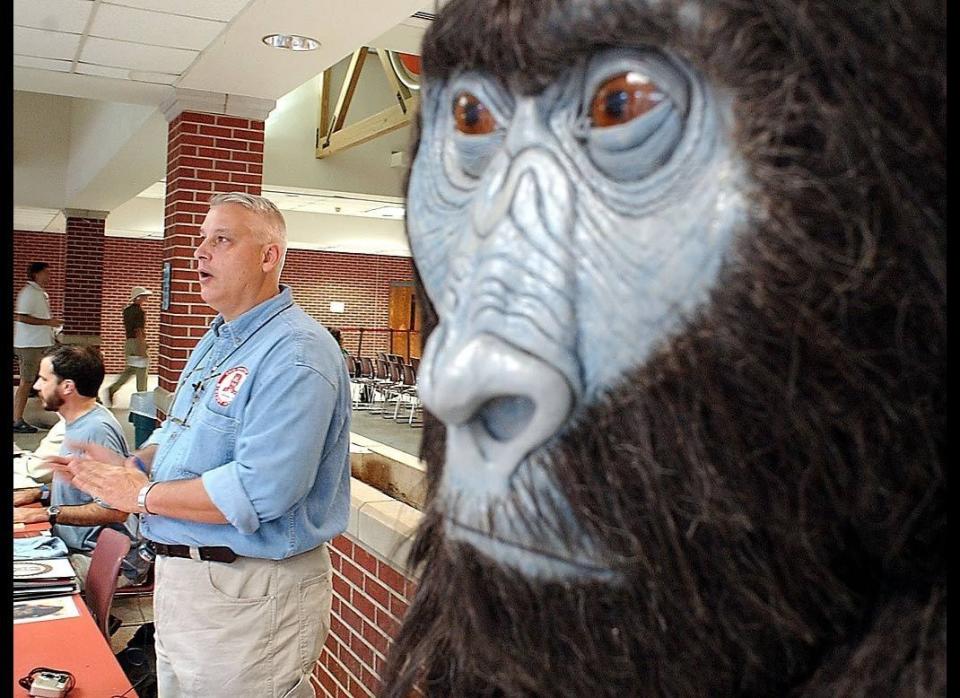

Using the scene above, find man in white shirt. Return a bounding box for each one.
[14,262,60,433]
[13,415,66,487]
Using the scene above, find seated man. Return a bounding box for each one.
[13,345,147,587]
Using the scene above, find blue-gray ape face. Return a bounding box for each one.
[408,48,751,579]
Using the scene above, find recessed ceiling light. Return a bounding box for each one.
[262,34,320,51]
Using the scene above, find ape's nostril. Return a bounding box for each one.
[474,395,535,442]
[420,335,573,472]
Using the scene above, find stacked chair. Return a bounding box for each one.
[367,355,401,415]
[348,351,423,427]
[352,356,380,411]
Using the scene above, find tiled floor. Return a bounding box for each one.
[110,593,154,653]
[349,407,422,457]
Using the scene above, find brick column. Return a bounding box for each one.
[61,209,108,346]
[155,89,274,396]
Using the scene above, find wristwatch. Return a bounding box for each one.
[47,505,61,526]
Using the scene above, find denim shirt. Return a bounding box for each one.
[141,286,352,559]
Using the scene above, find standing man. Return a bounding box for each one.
[14,261,60,433]
[13,345,145,586]
[105,285,153,404]
[59,193,352,697]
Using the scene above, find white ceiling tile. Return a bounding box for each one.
[128,71,179,85]
[104,0,253,22]
[90,4,227,51]
[14,0,93,34]
[75,63,178,85]
[81,36,198,74]
[136,181,166,198]
[14,207,66,233]
[14,27,82,61]
[76,63,129,79]
[14,55,73,72]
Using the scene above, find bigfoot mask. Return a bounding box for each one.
[385,1,945,696]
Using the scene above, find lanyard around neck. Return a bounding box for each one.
[169,304,288,426]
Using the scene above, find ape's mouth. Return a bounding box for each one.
[446,516,616,581]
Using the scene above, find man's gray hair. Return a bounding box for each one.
[209,192,287,246]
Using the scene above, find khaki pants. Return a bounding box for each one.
[15,346,52,387]
[153,544,332,697]
[108,338,148,395]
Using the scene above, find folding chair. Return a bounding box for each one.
[368,359,400,415]
[84,528,132,639]
[402,363,423,427]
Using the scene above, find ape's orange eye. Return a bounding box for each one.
[453,92,498,135]
[590,72,665,128]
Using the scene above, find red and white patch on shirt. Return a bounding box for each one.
[215,367,249,406]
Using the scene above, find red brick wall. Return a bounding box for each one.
[63,216,105,335]
[13,231,413,374]
[282,252,414,357]
[316,535,419,698]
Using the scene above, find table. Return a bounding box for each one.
[13,522,50,538]
[13,527,137,697]
[13,502,48,539]
[14,595,138,697]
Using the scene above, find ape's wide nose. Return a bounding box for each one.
[419,333,573,498]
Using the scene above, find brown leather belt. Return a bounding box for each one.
[150,542,238,563]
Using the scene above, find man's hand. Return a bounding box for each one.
[63,440,126,467]
[47,317,61,327]
[13,506,50,524]
[57,456,149,514]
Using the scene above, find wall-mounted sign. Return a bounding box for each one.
[161,261,171,311]
[329,301,345,314]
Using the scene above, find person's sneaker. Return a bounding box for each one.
[12,420,38,433]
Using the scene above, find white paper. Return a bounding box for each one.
[14,595,80,624]
[14,558,76,581]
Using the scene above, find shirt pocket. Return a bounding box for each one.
[177,407,240,477]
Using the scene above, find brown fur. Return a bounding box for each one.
[383,1,945,695]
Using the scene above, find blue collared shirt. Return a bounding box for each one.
[141,286,352,559]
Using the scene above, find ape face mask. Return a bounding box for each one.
[410,47,750,579]
[385,1,945,696]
